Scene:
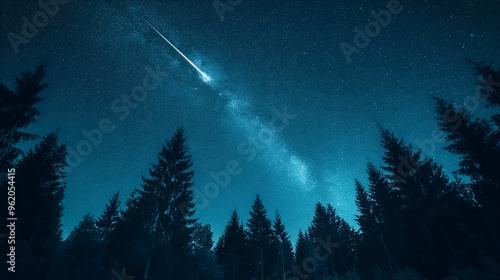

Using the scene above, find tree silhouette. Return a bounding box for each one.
[96,192,121,272]
[97,192,121,242]
[308,202,357,277]
[246,195,277,280]
[107,127,196,279]
[191,223,222,280]
[294,230,307,266]
[12,132,67,279]
[0,64,47,173]
[216,210,250,280]
[354,179,382,277]
[469,60,500,110]
[53,214,103,280]
[273,211,294,280]
[433,61,500,265]
[434,97,500,212]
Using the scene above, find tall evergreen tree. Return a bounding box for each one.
[97,192,121,242]
[354,180,372,234]
[433,62,500,264]
[378,125,421,186]
[354,179,382,277]
[327,204,358,276]
[191,223,222,280]
[107,190,150,277]
[294,230,307,266]
[11,132,67,279]
[142,127,196,279]
[107,128,196,279]
[309,202,357,277]
[366,163,397,226]
[0,64,47,173]
[273,211,294,280]
[53,214,102,280]
[434,97,500,213]
[362,163,400,275]
[97,192,121,273]
[398,157,461,277]
[375,128,428,274]
[469,60,500,114]
[216,210,250,280]
[370,128,482,277]
[246,195,277,280]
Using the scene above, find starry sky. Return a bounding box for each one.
[1,0,499,243]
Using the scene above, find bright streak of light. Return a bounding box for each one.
[202,73,211,82]
[146,20,211,82]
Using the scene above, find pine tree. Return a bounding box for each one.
[354,180,373,235]
[107,190,151,277]
[309,203,335,277]
[471,60,500,128]
[0,64,47,173]
[366,162,397,225]
[96,192,121,273]
[12,132,67,279]
[434,97,500,212]
[53,214,103,280]
[308,203,357,277]
[0,65,50,279]
[273,211,294,280]
[97,192,121,242]
[191,223,222,280]
[108,128,196,279]
[372,128,481,277]
[246,195,277,280]
[374,128,432,274]
[399,157,460,277]
[363,160,402,274]
[141,127,196,279]
[469,60,500,111]
[378,125,421,186]
[294,230,307,265]
[216,210,250,280]
[433,62,500,264]
[327,204,358,276]
[192,223,215,258]
[354,179,381,277]
[310,202,331,241]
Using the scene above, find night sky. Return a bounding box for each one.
[1,0,499,244]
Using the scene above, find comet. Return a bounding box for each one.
[146,20,211,83]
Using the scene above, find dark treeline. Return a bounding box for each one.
[1,61,499,280]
